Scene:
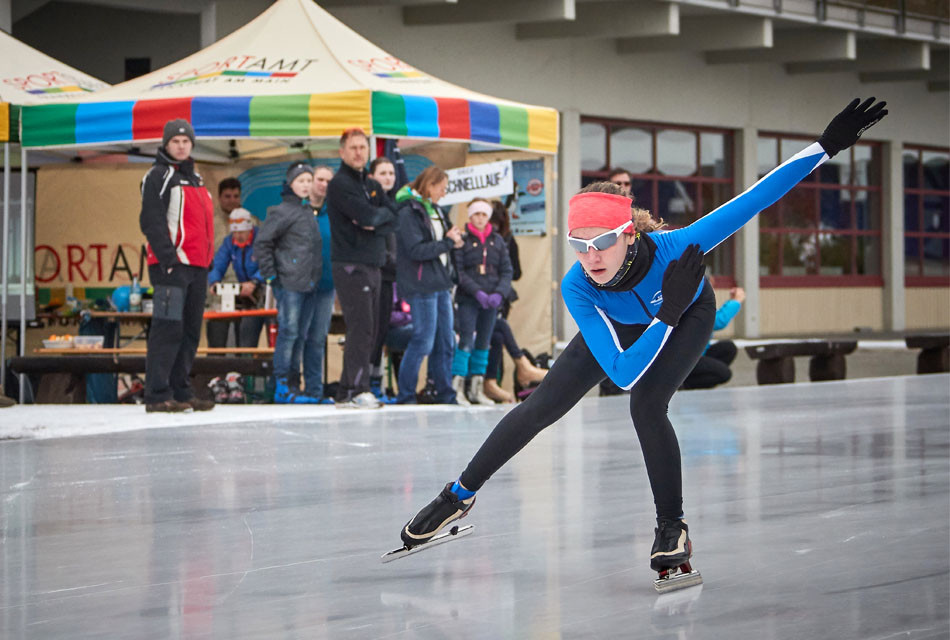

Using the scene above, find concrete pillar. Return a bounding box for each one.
[734,125,760,338]
[202,0,272,46]
[556,108,581,342]
[882,140,905,332]
[0,0,10,33]
[200,2,217,49]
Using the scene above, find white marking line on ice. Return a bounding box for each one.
[217,512,255,605]
[40,581,122,595]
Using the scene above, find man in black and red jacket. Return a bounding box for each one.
[139,119,215,413]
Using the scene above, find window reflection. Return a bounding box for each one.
[610,127,651,174]
[580,122,607,172]
[657,130,697,176]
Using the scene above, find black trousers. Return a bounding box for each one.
[370,278,395,370]
[682,340,737,389]
[459,281,715,519]
[206,315,266,348]
[332,262,381,398]
[145,264,208,403]
[486,317,522,380]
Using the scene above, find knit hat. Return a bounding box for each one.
[228,208,254,233]
[286,162,313,185]
[567,192,635,235]
[162,118,195,148]
[467,200,493,217]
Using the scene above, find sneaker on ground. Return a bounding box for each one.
[336,391,382,409]
[186,397,215,411]
[145,399,193,413]
[207,377,229,404]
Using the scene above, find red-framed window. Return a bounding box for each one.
[757,135,883,287]
[903,145,949,286]
[580,117,736,286]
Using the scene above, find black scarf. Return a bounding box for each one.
[583,232,656,292]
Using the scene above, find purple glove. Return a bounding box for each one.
[475,290,491,309]
[487,293,504,308]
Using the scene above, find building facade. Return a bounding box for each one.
[6,0,948,339]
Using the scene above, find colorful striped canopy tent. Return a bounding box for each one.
[0,29,109,143]
[19,0,559,155]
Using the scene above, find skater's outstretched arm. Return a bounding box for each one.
[666,98,887,253]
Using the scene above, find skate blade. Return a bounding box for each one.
[381,525,474,563]
[654,568,703,594]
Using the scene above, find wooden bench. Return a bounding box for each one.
[743,341,858,385]
[905,334,950,374]
[9,354,273,403]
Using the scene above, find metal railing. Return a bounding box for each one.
[815,0,949,35]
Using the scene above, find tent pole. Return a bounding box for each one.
[1,142,8,391]
[18,145,26,404]
[550,152,559,349]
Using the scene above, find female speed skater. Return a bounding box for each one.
[394,98,888,588]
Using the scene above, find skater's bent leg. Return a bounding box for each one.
[629,292,715,520]
[458,332,605,490]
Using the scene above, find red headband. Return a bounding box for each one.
[568,192,634,235]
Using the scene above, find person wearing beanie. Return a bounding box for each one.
[396,99,888,590]
[255,162,326,404]
[449,198,513,406]
[139,117,215,413]
[206,207,266,350]
[162,118,195,148]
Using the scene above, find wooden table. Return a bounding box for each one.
[35,347,274,357]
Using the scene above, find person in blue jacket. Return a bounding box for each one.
[206,208,266,349]
[396,98,888,581]
[682,286,744,389]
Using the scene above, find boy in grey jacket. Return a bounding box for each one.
[255,163,324,404]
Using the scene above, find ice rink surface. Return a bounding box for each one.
[2,374,948,639]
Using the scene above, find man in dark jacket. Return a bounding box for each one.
[255,162,324,404]
[140,118,215,413]
[326,128,397,409]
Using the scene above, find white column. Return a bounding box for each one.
[882,140,905,331]
[1,143,8,389]
[556,109,581,342]
[18,146,25,403]
[734,125,760,338]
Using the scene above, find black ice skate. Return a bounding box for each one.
[381,483,476,563]
[651,517,702,593]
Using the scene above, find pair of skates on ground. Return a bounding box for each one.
[382,482,703,593]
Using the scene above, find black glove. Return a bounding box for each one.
[655,244,706,327]
[817,98,888,158]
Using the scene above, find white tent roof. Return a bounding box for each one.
[0,30,108,104]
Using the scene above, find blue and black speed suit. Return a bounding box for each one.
[457,142,830,519]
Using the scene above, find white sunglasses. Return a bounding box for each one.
[567,220,633,253]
